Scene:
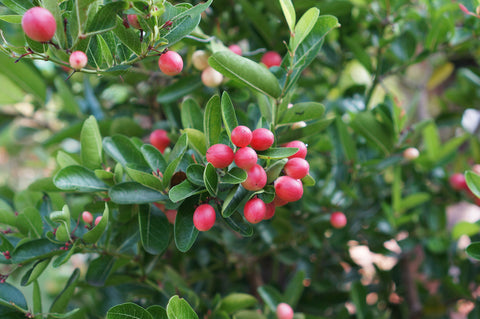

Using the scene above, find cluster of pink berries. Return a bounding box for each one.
[82,211,102,228]
[193,125,310,231]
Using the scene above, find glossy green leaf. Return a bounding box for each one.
[209,51,281,98]
[107,303,153,319]
[277,117,334,144]
[103,135,148,167]
[301,174,315,187]
[350,112,393,155]
[53,240,78,268]
[265,159,287,184]
[257,285,283,311]
[278,102,325,125]
[350,281,367,319]
[452,221,480,240]
[86,255,116,287]
[0,0,32,14]
[109,182,168,204]
[284,271,305,307]
[11,239,61,264]
[204,163,218,196]
[125,164,164,190]
[80,115,103,170]
[184,128,207,156]
[174,196,199,252]
[466,242,480,260]
[0,15,22,23]
[113,17,142,55]
[257,148,298,160]
[56,151,80,168]
[141,145,168,174]
[86,2,127,36]
[466,171,480,198]
[221,92,238,140]
[54,165,109,192]
[166,295,199,319]
[49,268,80,314]
[146,306,167,319]
[169,180,204,203]
[336,117,357,162]
[223,211,254,237]
[16,207,43,238]
[28,177,62,192]
[33,280,42,314]
[138,204,171,255]
[168,133,189,163]
[83,203,109,243]
[291,8,319,51]
[163,157,184,190]
[222,167,247,184]
[279,0,295,32]
[181,98,204,131]
[0,282,28,311]
[219,293,257,314]
[186,164,205,186]
[222,185,249,217]
[204,94,222,148]
[21,258,50,286]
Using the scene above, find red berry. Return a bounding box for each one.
[234,147,258,170]
[250,128,274,151]
[243,198,266,224]
[242,164,267,191]
[206,144,234,168]
[150,129,170,153]
[158,51,183,76]
[284,140,307,159]
[449,173,468,191]
[231,125,252,147]
[82,211,93,224]
[69,51,88,70]
[193,204,216,231]
[261,51,282,68]
[274,176,303,202]
[127,14,141,29]
[228,44,242,55]
[22,7,56,42]
[164,209,177,224]
[284,158,309,179]
[201,67,224,87]
[276,303,294,319]
[264,202,276,220]
[330,211,347,229]
[94,216,102,226]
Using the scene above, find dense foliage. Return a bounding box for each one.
[1,0,480,318]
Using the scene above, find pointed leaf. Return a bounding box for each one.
[221,92,238,140]
[49,268,80,314]
[291,8,319,51]
[278,102,325,125]
[284,271,305,307]
[86,255,116,287]
[103,135,148,167]
[257,148,298,160]
[21,258,50,286]
[85,2,128,36]
[83,203,109,244]
[186,164,205,186]
[125,164,163,190]
[466,242,480,260]
[181,98,204,131]
[0,282,28,311]
[138,204,171,255]
[204,163,218,196]
[169,180,204,203]
[257,285,283,311]
[219,293,257,314]
[277,117,334,144]
[107,303,153,319]
[147,305,167,319]
[184,128,207,156]
[223,211,254,237]
[109,182,168,204]
[141,144,168,173]
[466,171,480,198]
[222,185,249,217]
[80,115,103,170]
[204,95,222,148]
[166,296,199,319]
[12,239,62,264]
[279,0,296,32]
[174,196,199,252]
[54,165,109,192]
[222,167,247,184]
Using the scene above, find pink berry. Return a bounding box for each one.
[330,211,347,229]
[234,147,258,170]
[127,14,141,29]
[21,7,56,42]
[228,44,242,55]
[242,164,267,191]
[94,216,102,226]
[273,195,288,207]
[231,125,252,148]
[264,202,276,220]
[261,51,282,68]
[150,129,170,153]
[403,147,419,160]
[276,303,294,319]
[164,209,177,224]
[69,51,88,70]
[201,67,224,87]
[284,158,309,179]
[192,50,209,71]
[284,140,307,159]
[250,128,274,151]
[193,204,216,231]
[243,198,266,224]
[274,176,303,202]
[82,211,93,224]
[206,144,234,168]
[449,173,468,191]
[158,51,183,76]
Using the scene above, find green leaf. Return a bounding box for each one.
[290,8,319,51]
[163,157,184,190]
[86,255,116,287]
[222,185,249,217]
[174,196,199,252]
[220,92,239,140]
[16,207,43,238]
[350,281,367,319]
[222,167,247,184]
[232,310,266,319]
[157,76,203,104]
[186,164,205,186]
[181,98,204,131]
[209,51,281,98]
[266,159,287,184]
[53,240,78,268]
[33,280,42,314]
[103,135,148,167]
[109,182,168,204]
[169,180,204,203]
[398,193,431,213]
[277,117,334,144]
[344,37,372,73]
[28,177,62,192]
[113,17,142,55]
[168,133,189,163]
[141,145,168,173]
[0,0,32,14]
[44,0,66,48]
[0,15,22,23]
[466,242,480,260]
[350,112,393,155]
[138,204,171,255]
[54,165,109,192]
[279,0,296,33]
[0,282,28,311]
[223,211,254,237]
[12,238,62,264]
[204,94,222,148]
[146,306,167,319]
[83,203,109,244]
[284,271,305,307]
[125,164,163,190]
[452,222,480,240]
[49,268,80,314]
[86,2,128,36]
[184,128,207,156]
[219,293,257,314]
[107,303,153,319]
[204,163,218,196]
[278,102,325,125]
[56,151,80,168]
[80,115,103,170]
[166,296,199,319]
[336,117,357,162]
[257,285,283,311]
[21,258,50,286]
[257,148,298,160]
[466,171,480,198]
